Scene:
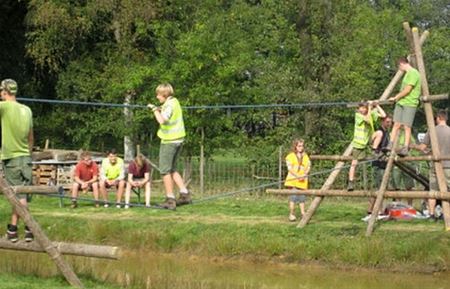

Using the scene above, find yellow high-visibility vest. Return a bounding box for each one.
[157,97,186,142]
[284,152,310,189]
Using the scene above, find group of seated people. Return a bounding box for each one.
[71,149,151,209]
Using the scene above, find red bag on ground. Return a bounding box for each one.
[385,202,417,220]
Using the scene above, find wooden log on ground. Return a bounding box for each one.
[412,27,450,231]
[32,151,54,161]
[309,155,450,162]
[10,185,62,195]
[266,189,450,200]
[0,240,121,260]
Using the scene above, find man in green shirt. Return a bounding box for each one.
[0,79,34,242]
[388,57,421,156]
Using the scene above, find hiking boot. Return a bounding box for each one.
[161,197,176,210]
[24,226,34,242]
[176,192,192,206]
[116,203,121,209]
[347,181,354,191]
[288,214,297,222]
[7,224,18,243]
[70,200,78,209]
[397,146,409,157]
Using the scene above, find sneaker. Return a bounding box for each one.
[288,214,297,222]
[70,200,78,209]
[95,201,100,208]
[116,203,121,209]
[24,226,34,242]
[124,204,130,209]
[145,205,151,208]
[176,192,192,206]
[397,146,409,157]
[7,224,18,243]
[161,197,176,210]
[347,181,354,192]
[103,203,109,208]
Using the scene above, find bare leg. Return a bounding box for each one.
[404,125,412,148]
[349,160,358,182]
[11,198,28,226]
[92,182,99,201]
[371,131,382,150]
[390,122,401,145]
[125,182,132,205]
[163,174,175,198]
[289,201,295,216]
[99,180,108,202]
[71,183,79,199]
[171,171,187,192]
[116,180,125,203]
[428,199,436,216]
[145,182,151,206]
[299,202,305,216]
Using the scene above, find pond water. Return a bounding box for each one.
[1,250,449,289]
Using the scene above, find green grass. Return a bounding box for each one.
[0,194,449,276]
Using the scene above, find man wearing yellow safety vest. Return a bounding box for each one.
[348,101,386,191]
[148,83,191,209]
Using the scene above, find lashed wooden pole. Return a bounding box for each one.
[310,155,450,162]
[412,27,450,230]
[267,189,450,200]
[366,135,399,236]
[0,176,84,288]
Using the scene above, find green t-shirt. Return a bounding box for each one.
[351,111,378,149]
[397,68,421,107]
[0,101,33,160]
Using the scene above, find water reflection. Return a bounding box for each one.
[1,249,449,289]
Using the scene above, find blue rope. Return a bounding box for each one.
[17,97,354,110]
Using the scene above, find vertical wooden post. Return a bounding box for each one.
[402,22,417,68]
[136,144,141,156]
[366,135,399,236]
[278,146,283,189]
[0,177,84,288]
[44,139,50,150]
[200,128,205,196]
[412,27,450,230]
[362,163,368,192]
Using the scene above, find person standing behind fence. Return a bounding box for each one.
[0,79,34,242]
[147,83,191,210]
[99,149,125,208]
[284,139,311,222]
[71,151,100,208]
[124,154,152,209]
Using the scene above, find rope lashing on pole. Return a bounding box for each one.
[193,158,377,204]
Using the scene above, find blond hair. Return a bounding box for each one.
[135,154,146,169]
[156,83,174,98]
[291,139,305,153]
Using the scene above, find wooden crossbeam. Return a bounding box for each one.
[0,240,121,260]
[345,93,447,108]
[267,189,449,200]
[310,155,450,162]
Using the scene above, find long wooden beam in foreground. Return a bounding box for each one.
[267,189,450,200]
[310,155,450,162]
[0,240,121,260]
[345,93,447,108]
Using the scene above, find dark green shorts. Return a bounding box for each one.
[352,148,367,160]
[159,142,183,175]
[2,156,32,200]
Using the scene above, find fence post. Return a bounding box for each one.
[363,163,368,192]
[200,128,205,196]
[278,146,283,189]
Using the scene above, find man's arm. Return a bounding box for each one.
[374,103,386,118]
[389,85,413,102]
[153,109,168,125]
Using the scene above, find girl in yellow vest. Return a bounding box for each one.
[284,139,311,222]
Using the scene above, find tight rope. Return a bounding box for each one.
[18,97,361,111]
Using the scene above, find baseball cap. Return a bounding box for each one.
[0,79,18,95]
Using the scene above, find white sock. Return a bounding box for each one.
[180,189,188,194]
